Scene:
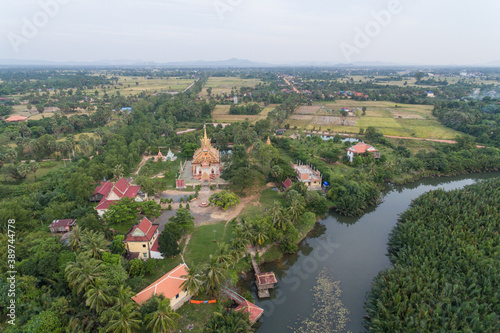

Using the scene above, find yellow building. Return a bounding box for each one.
[123,217,162,259]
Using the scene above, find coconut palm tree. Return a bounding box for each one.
[202,255,227,296]
[251,221,268,247]
[65,254,104,295]
[145,298,181,333]
[105,303,142,333]
[214,242,233,269]
[235,219,253,245]
[81,229,110,259]
[68,225,82,252]
[271,201,286,231]
[288,199,305,224]
[85,278,113,312]
[110,285,136,312]
[205,309,253,333]
[180,265,203,296]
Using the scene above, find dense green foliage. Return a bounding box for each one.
[209,190,241,210]
[364,179,500,332]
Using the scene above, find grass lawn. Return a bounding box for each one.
[176,302,220,333]
[184,220,237,267]
[238,188,286,221]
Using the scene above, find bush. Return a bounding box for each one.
[179,203,183,208]
[186,203,190,209]
[168,204,172,210]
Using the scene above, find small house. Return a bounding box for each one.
[49,219,76,233]
[346,142,380,162]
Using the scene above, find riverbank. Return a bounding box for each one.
[244,171,500,332]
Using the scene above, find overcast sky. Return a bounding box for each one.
[1,0,499,65]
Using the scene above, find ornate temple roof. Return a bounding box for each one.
[192,127,220,165]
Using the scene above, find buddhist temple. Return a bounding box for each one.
[191,127,221,183]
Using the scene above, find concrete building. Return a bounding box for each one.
[290,161,322,190]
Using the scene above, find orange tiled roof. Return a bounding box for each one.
[132,264,189,304]
[347,142,378,154]
[235,300,264,324]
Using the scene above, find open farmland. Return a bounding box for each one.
[211,103,277,124]
[200,77,262,98]
[295,105,320,114]
[83,76,195,97]
[285,101,461,139]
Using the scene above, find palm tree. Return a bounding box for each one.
[235,219,253,245]
[105,303,142,333]
[30,161,40,182]
[205,309,253,333]
[180,265,203,296]
[251,221,268,247]
[145,298,181,333]
[214,242,234,269]
[110,285,136,312]
[271,201,286,231]
[202,255,227,296]
[288,199,305,224]
[81,229,110,259]
[65,254,104,295]
[113,164,124,180]
[270,165,282,187]
[85,278,113,312]
[68,225,82,252]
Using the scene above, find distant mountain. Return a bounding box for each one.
[160,58,273,68]
[0,58,273,68]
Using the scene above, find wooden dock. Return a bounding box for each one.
[250,252,278,298]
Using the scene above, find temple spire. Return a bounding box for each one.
[201,126,211,149]
[266,136,271,145]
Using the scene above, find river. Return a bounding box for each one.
[242,172,500,333]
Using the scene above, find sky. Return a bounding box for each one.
[0,0,499,65]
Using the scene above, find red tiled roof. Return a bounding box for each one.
[151,237,160,252]
[132,264,189,304]
[123,185,141,198]
[95,198,117,211]
[137,217,152,234]
[93,181,113,196]
[5,115,28,122]
[49,219,76,228]
[347,142,378,154]
[235,300,264,324]
[94,178,142,212]
[114,178,130,194]
[256,272,277,286]
[282,177,292,189]
[124,218,158,242]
